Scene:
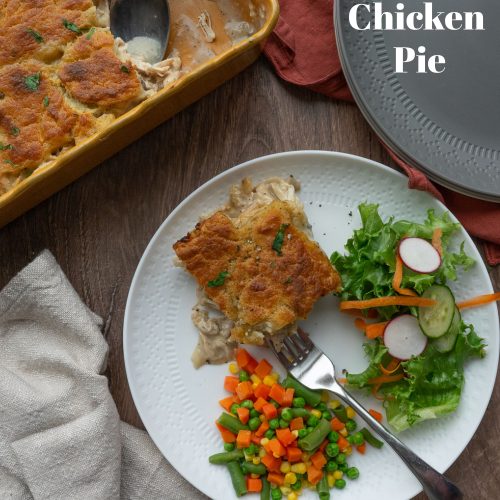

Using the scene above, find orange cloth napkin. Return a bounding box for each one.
[263,0,500,265]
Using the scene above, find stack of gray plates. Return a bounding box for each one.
[335,0,500,201]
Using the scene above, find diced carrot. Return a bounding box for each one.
[237,407,250,425]
[215,422,236,443]
[254,383,271,400]
[307,465,323,485]
[289,417,304,431]
[261,453,281,472]
[245,357,258,374]
[268,438,287,457]
[281,388,294,407]
[337,435,349,452]
[340,296,436,310]
[276,428,294,447]
[356,443,366,454]
[254,397,268,412]
[251,432,262,445]
[232,395,242,404]
[267,472,285,486]
[247,477,262,493]
[457,292,500,310]
[254,359,273,379]
[319,439,328,452]
[236,430,252,449]
[269,384,286,406]
[236,381,253,400]
[256,420,270,437]
[311,451,327,470]
[219,397,234,412]
[262,403,278,420]
[369,408,383,422]
[331,418,345,431]
[224,376,239,393]
[236,348,257,371]
[286,447,303,463]
[262,440,273,454]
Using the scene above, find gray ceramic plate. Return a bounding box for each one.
[335,0,500,201]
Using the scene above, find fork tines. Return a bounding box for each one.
[268,328,314,369]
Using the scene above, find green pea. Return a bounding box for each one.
[241,399,254,409]
[307,415,319,427]
[335,479,346,489]
[250,409,260,419]
[345,419,357,432]
[325,460,338,472]
[248,417,261,431]
[347,467,359,479]
[239,370,250,382]
[338,463,348,472]
[281,408,293,421]
[328,431,339,442]
[336,453,346,464]
[292,397,306,408]
[322,411,332,421]
[230,403,240,415]
[325,443,339,458]
[306,426,314,434]
[265,429,275,439]
[269,418,280,430]
[352,432,364,446]
[245,444,257,455]
[316,402,327,411]
[271,486,282,499]
[224,442,235,452]
[279,418,289,429]
[291,479,302,491]
[297,429,308,438]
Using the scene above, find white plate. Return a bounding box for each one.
[124,151,499,500]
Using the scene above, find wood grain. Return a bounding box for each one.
[0,57,498,499]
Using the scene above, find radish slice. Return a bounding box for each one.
[398,237,441,274]
[383,315,427,360]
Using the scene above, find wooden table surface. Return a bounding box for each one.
[1,57,499,499]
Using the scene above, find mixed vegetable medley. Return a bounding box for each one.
[210,348,383,499]
[331,204,494,431]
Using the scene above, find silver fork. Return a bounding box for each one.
[268,330,462,500]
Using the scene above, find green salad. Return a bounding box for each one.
[331,204,486,432]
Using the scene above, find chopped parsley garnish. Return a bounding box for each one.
[120,65,130,73]
[11,126,20,136]
[0,143,13,151]
[24,72,41,91]
[86,27,96,40]
[4,159,16,168]
[27,28,44,43]
[43,96,49,107]
[207,271,229,287]
[272,224,289,255]
[284,276,293,284]
[63,19,82,34]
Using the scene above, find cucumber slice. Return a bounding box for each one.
[418,285,455,338]
[432,307,461,353]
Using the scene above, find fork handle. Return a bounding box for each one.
[327,380,462,500]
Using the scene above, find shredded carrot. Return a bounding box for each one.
[392,254,418,296]
[354,318,366,331]
[371,384,385,401]
[340,296,436,310]
[365,321,388,339]
[338,377,347,385]
[342,309,366,318]
[368,408,383,422]
[432,227,443,256]
[368,373,405,385]
[457,292,500,310]
[380,357,400,375]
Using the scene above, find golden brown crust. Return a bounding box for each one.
[174,201,341,345]
[59,29,142,109]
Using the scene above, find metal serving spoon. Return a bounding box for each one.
[110,0,171,64]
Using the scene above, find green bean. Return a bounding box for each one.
[208,450,244,464]
[242,462,267,475]
[298,418,331,452]
[316,474,330,500]
[227,461,247,497]
[289,408,310,419]
[261,476,271,500]
[360,427,384,448]
[217,412,249,434]
[282,376,322,407]
[332,405,348,423]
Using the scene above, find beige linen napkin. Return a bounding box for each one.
[0,250,205,500]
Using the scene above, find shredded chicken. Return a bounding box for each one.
[197,11,216,42]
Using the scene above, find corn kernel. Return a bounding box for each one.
[280,462,291,474]
[252,383,259,390]
[345,446,353,456]
[291,430,299,438]
[229,363,239,374]
[328,400,341,410]
[310,409,322,419]
[333,471,343,480]
[284,472,297,485]
[253,457,261,465]
[271,372,280,381]
[263,375,275,386]
[327,474,335,488]
[260,438,269,446]
[259,448,266,458]
[280,486,291,495]
[346,406,356,419]
[250,374,262,384]
[291,463,307,474]
[287,493,298,500]
[321,391,329,402]
[260,415,266,422]
[339,428,348,437]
